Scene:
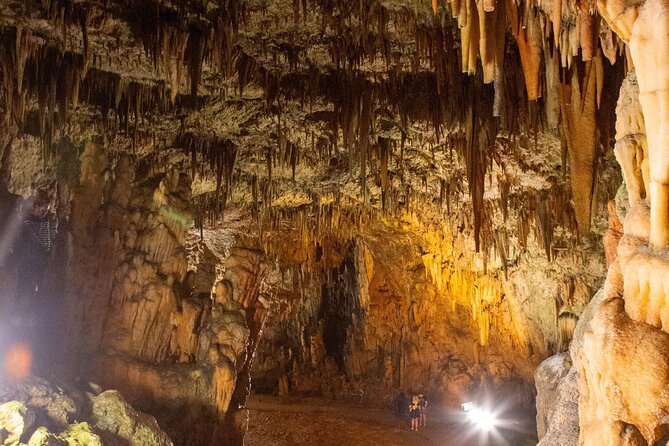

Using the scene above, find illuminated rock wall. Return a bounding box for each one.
[574,33,669,442]
[22,141,263,445]
[250,201,606,409]
[0,0,644,444]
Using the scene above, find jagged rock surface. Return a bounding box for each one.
[0,376,172,446]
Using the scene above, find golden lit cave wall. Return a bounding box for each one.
[573,38,669,446]
[252,180,604,366]
[414,209,598,353]
[249,195,611,413]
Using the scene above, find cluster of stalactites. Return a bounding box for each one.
[422,245,506,346]
[0,25,89,154]
[432,0,626,238]
[433,0,623,99]
[179,132,238,226]
[259,196,375,273]
[38,0,248,103]
[0,22,172,153]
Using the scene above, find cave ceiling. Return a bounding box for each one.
[0,0,625,275]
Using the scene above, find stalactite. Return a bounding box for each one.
[379,137,390,211]
[290,142,298,181]
[77,7,91,81]
[558,55,602,236]
[358,89,373,202]
[460,0,480,75]
[178,132,237,222]
[237,53,261,96]
[477,0,498,83]
[209,18,235,78]
[501,0,543,100]
[161,25,188,104]
[186,24,207,101]
[578,9,597,61]
[534,195,554,260]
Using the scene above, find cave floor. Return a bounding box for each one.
[242,395,538,446]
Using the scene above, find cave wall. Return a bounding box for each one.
[0,135,262,444]
[248,205,607,409]
[574,50,669,446]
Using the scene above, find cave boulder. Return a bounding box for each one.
[0,376,173,446]
[59,423,103,446]
[537,288,605,446]
[90,390,172,446]
[0,401,35,445]
[535,351,571,439]
[27,428,67,446]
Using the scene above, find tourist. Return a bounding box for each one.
[419,393,428,427]
[15,189,53,326]
[409,394,421,431]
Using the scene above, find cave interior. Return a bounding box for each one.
[0,0,665,444]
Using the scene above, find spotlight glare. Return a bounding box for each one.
[467,408,497,431]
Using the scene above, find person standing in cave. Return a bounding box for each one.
[418,393,428,428]
[409,394,421,431]
[14,190,53,327]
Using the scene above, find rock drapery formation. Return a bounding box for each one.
[0,0,661,444]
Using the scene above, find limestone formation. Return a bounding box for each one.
[0,0,659,445]
[574,60,669,445]
[535,352,572,439]
[537,287,605,446]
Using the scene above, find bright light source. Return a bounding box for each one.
[467,408,497,431]
[461,401,475,412]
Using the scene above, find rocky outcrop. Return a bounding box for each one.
[535,352,572,439]
[68,156,264,444]
[536,287,605,446]
[598,0,669,248]
[0,375,172,446]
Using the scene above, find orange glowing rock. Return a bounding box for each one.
[433,0,439,14]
